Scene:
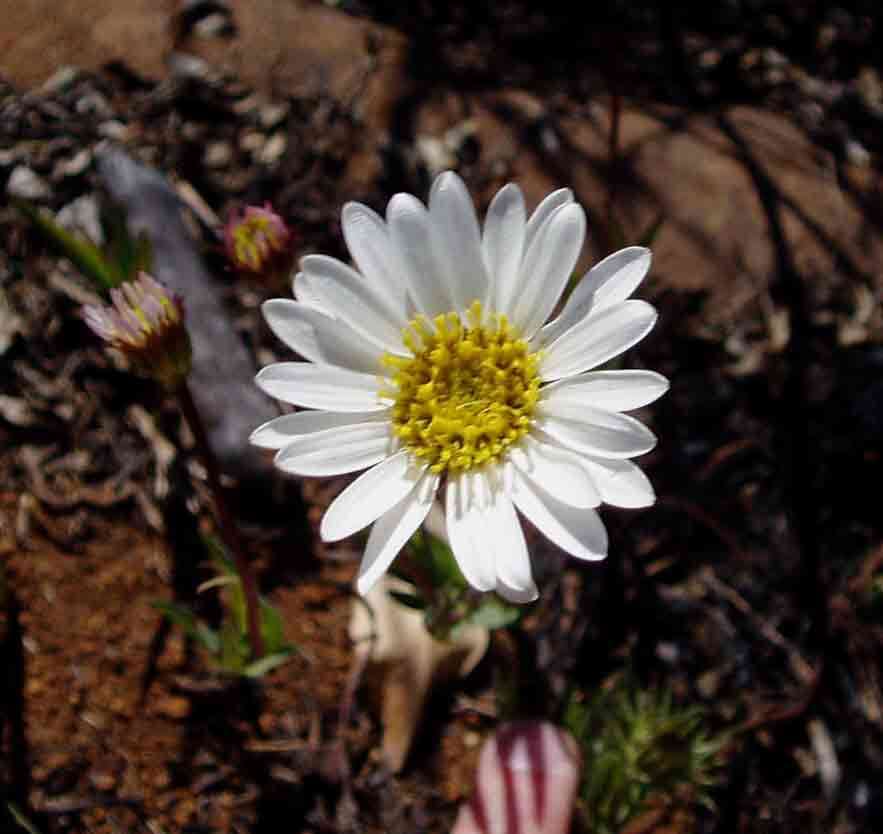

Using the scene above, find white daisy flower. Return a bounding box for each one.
[252,172,667,603]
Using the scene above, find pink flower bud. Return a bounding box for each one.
[452,721,581,834]
[223,203,293,276]
[83,271,191,390]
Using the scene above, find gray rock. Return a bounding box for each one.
[95,148,275,480]
[7,165,51,200]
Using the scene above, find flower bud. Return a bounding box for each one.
[452,721,581,834]
[223,203,293,278]
[83,271,191,390]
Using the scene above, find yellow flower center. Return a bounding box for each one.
[233,216,274,270]
[383,301,541,475]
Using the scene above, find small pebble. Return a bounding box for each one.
[168,51,212,83]
[98,120,129,141]
[194,13,232,38]
[52,148,92,179]
[7,165,51,200]
[259,132,287,165]
[240,129,265,152]
[204,141,233,168]
[259,103,289,130]
[75,92,112,120]
[845,138,871,167]
[41,65,80,94]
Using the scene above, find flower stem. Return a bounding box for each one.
[177,382,264,659]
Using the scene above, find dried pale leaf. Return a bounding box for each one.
[350,576,488,772]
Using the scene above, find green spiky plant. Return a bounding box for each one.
[564,678,725,833]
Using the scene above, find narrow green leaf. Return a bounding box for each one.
[16,201,117,291]
[259,598,290,653]
[151,600,220,654]
[242,649,295,679]
[7,803,43,834]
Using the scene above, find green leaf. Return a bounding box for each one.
[151,600,220,654]
[421,530,466,589]
[242,649,295,679]
[460,594,522,631]
[217,619,248,673]
[7,803,43,834]
[16,201,117,291]
[260,598,291,654]
[101,204,153,283]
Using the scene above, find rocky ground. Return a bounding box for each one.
[1,2,883,833]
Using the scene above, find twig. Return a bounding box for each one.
[700,567,815,685]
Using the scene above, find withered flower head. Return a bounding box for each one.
[83,271,192,390]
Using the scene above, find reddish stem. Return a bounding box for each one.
[177,382,264,659]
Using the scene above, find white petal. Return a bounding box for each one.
[592,245,652,310]
[262,299,382,374]
[256,363,388,412]
[539,246,652,346]
[292,271,328,313]
[357,471,439,595]
[250,409,388,450]
[509,436,600,508]
[512,470,608,561]
[482,183,526,317]
[445,474,495,591]
[429,171,489,312]
[321,450,423,542]
[484,492,537,603]
[523,187,573,253]
[300,254,409,355]
[540,300,658,381]
[542,370,670,412]
[584,457,656,508]
[341,202,410,322]
[273,421,392,476]
[496,578,540,605]
[386,193,452,317]
[512,202,586,339]
[538,403,657,458]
